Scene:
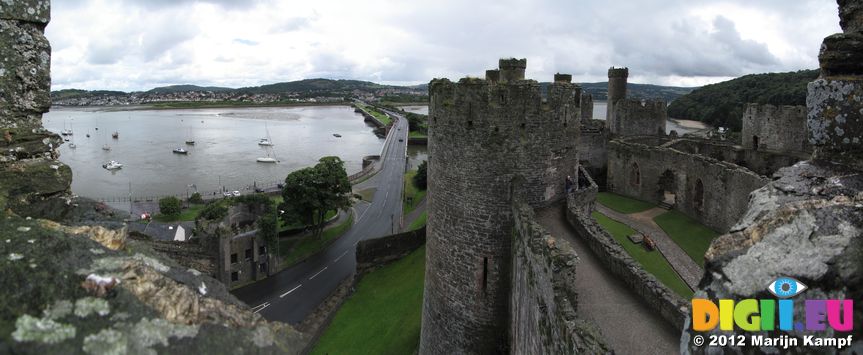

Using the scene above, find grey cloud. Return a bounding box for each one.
[86,40,128,65]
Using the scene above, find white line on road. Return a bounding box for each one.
[309,266,328,280]
[354,240,359,246]
[280,285,302,298]
[334,249,349,263]
[253,302,270,313]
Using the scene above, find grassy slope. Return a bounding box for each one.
[403,170,426,215]
[653,210,719,267]
[596,192,655,214]
[592,212,693,298]
[407,211,427,231]
[279,212,353,268]
[312,246,426,355]
[153,204,205,222]
[358,104,392,125]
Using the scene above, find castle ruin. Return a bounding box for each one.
[421,58,591,353]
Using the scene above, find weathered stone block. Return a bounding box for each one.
[0,19,52,128]
[818,32,863,77]
[838,0,863,33]
[0,0,50,24]
[806,78,863,170]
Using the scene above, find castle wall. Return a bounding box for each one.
[355,227,425,276]
[607,137,769,232]
[741,103,808,153]
[606,67,628,128]
[578,119,608,182]
[509,201,608,354]
[666,138,804,176]
[610,98,667,136]
[0,0,74,219]
[421,61,581,353]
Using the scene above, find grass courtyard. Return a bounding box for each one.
[278,212,354,269]
[596,192,655,214]
[153,203,205,222]
[653,210,719,267]
[312,246,426,355]
[592,211,693,298]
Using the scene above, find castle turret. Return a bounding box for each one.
[420,59,581,353]
[606,67,629,127]
[498,58,527,82]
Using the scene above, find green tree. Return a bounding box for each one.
[280,156,353,238]
[188,192,203,204]
[413,160,427,190]
[257,207,278,256]
[158,196,182,217]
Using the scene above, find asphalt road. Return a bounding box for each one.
[231,109,410,324]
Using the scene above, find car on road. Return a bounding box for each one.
[222,192,232,197]
[398,138,404,142]
[232,190,241,197]
[254,187,265,193]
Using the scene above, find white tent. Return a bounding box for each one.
[173,225,187,241]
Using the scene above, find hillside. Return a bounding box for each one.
[241,79,388,94]
[411,82,694,102]
[667,69,818,131]
[146,84,234,94]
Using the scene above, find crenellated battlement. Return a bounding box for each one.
[608,67,629,79]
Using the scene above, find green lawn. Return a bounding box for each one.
[653,210,719,267]
[357,188,376,202]
[592,211,693,298]
[312,246,426,355]
[153,204,205,222]
[596,192,655,214]
[403,170,427,215]
[408,131,427,139]
[279,212,353,269]
[407,211,427,231]
[358,104,392,125]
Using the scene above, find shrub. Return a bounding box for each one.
[188,192,203,204]
[413,160,427,190]
[158,196,182,217]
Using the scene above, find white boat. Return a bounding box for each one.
[185,127,195,145]
[112,131,119,139]
[102,144,111,151]
[173,148,188,155]
[61,129,73,136]
[258,122,274,146]
[102,160,123,170]
[256,157,278,163]
[69,143,77,149]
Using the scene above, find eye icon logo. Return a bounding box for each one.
[767,277,807,298]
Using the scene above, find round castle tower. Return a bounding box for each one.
[606,67,629,128]
[420,58,582,353]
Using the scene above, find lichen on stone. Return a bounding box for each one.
[11,314,76,344]
[74,297,110,318]
[131,317,199,348]
[42,299,73,320]
[82,328,128,355]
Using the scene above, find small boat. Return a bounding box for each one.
[258,138,274,146]
[69,143,77,149]
[102,144,111,151]
[61,129,73,136]
[102,160,123,170]
[64,138,70,142]
[185,140,195,145]
[86,134,90,138]
[173,148,188,155]
[112,131,119,139]
[333,133,342,138]
[256,157,278,163]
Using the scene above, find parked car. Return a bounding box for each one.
[232,190,241,197]
[254,187,265,193]
[222,191,232,197]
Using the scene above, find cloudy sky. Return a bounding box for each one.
[47,0,841,91]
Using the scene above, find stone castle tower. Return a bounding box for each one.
[420,58,588,353]
[606,67,629,126]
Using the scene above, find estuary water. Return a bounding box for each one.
[43,106,384,200]
[400,102,709,134]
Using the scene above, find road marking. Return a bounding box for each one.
[309,266,328,280]
[280,285,302,298]
[354,240,359,246]
[334,249,349,263]
[252,302,270,313]
[358,206,369,223]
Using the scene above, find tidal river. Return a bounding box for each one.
[43,106,385,201]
